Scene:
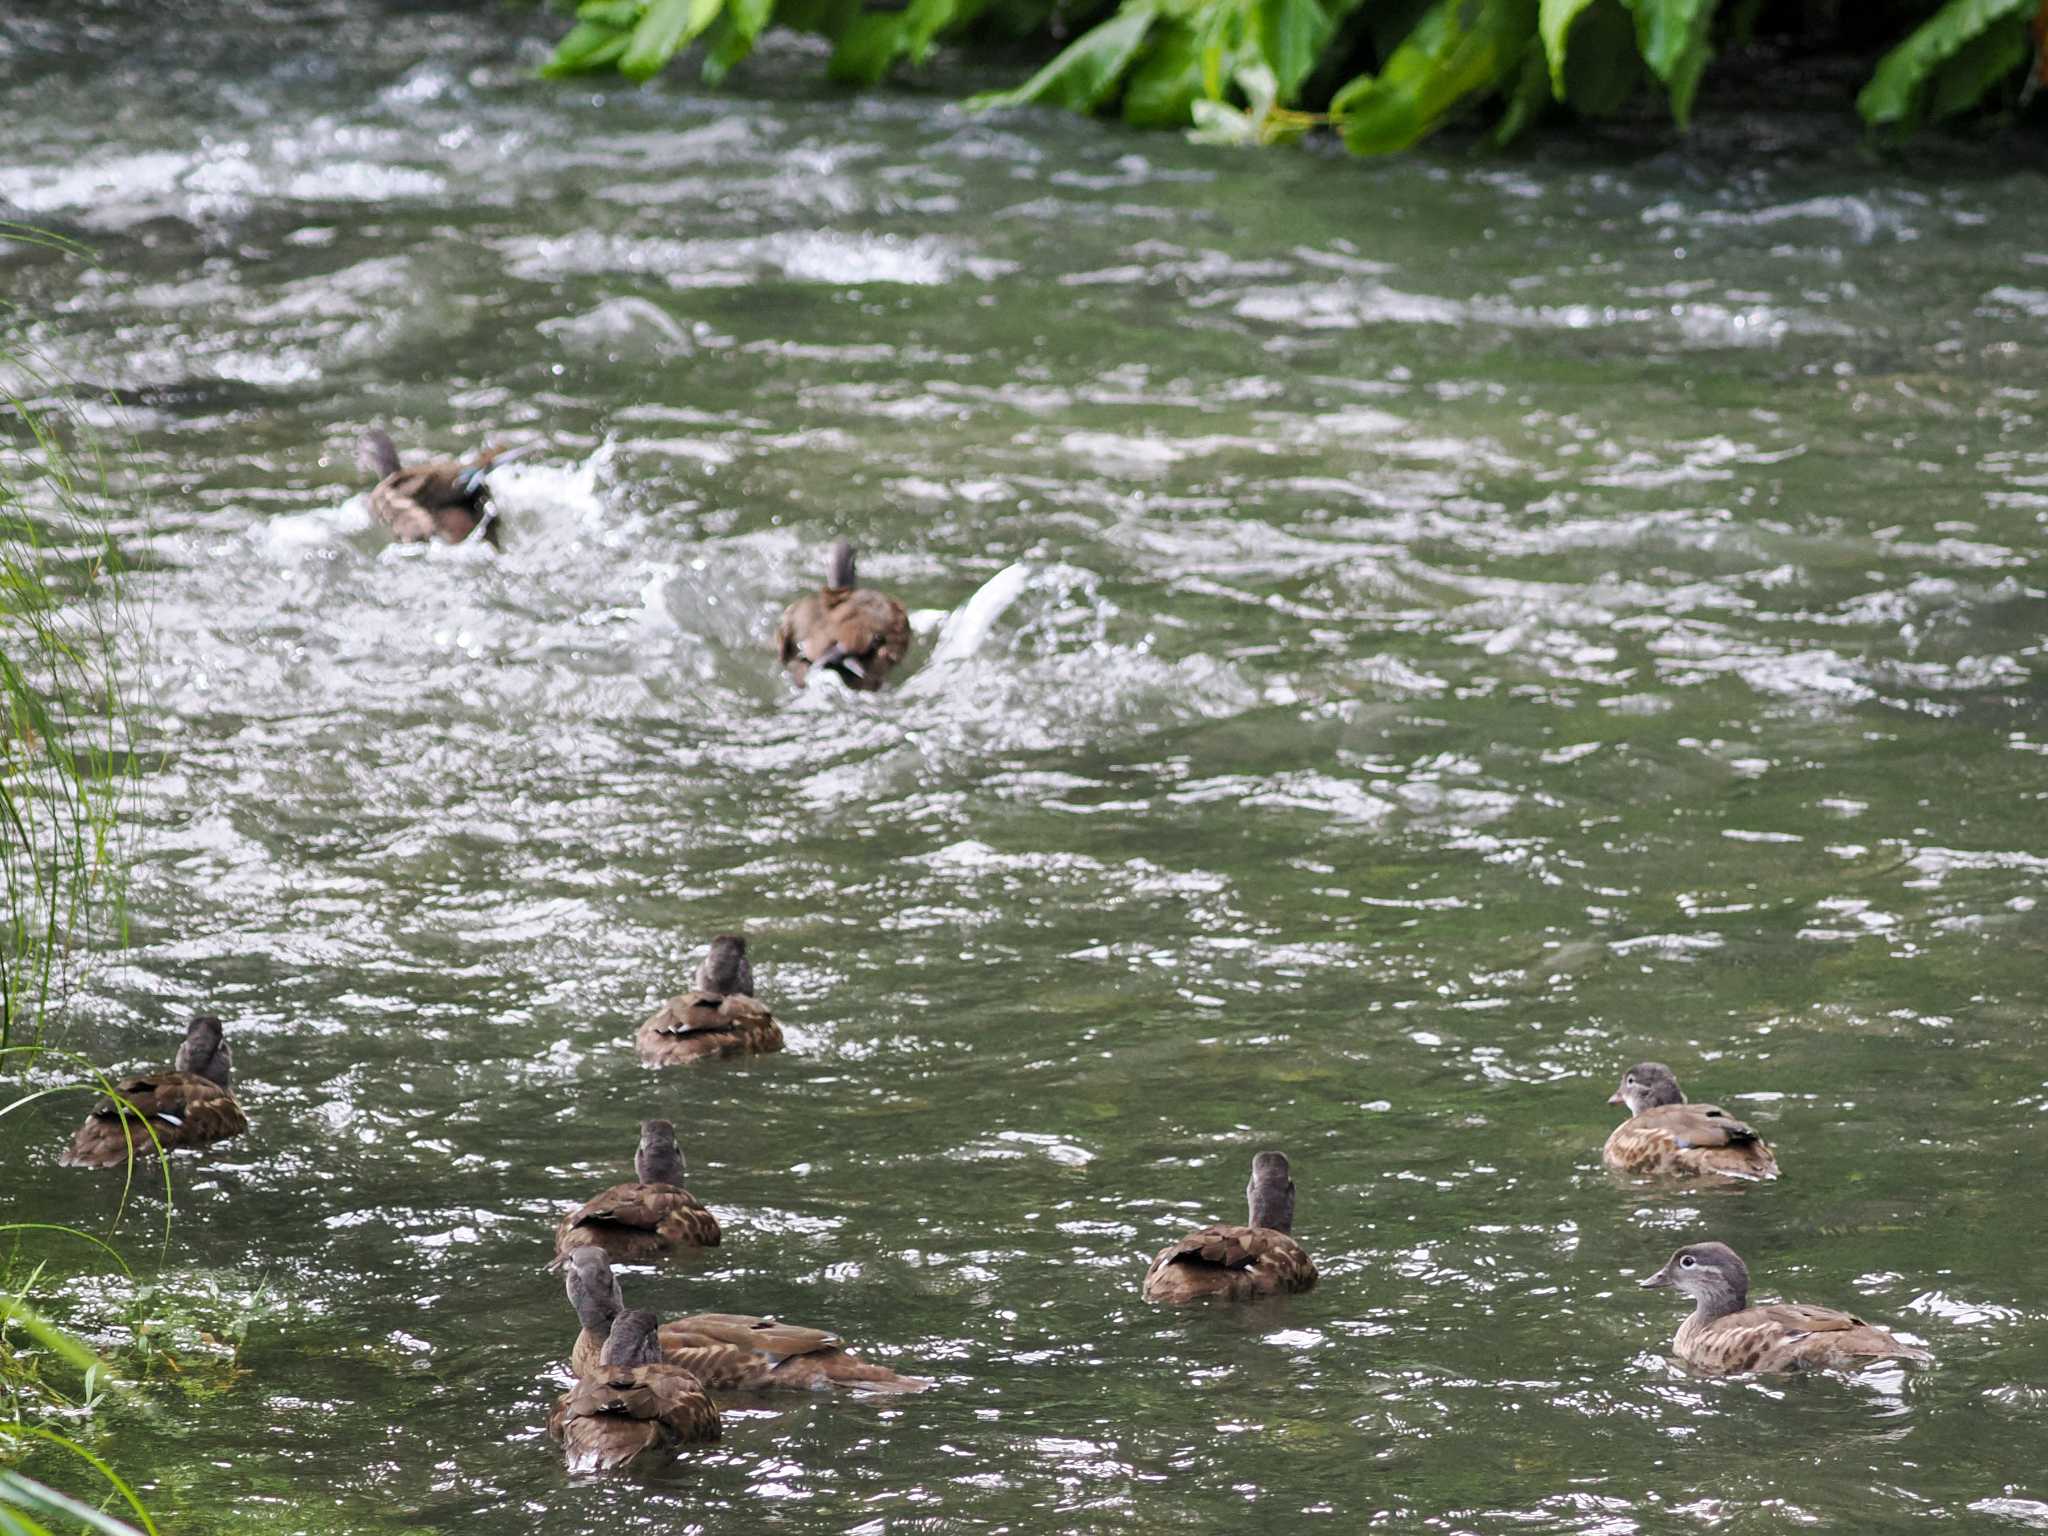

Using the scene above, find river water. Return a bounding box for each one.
[5,3,2048,1532]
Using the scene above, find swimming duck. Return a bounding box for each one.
[356,428,520,546]
[1602,1062,1779,1180]
[59,1015,249,1169]
[548,1308,719,1471]
[636,935,784,1066]
[561,1245,932,1393]
[554,1120,721,1262]
[1141,1151,1317,1303]
[774,538,912,691]
[1639,1241,1931,1374]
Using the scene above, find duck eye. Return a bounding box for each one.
[1680,1255,1696,1269]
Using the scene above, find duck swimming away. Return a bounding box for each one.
[775,538,912,691]
[637,934,784,1066]
[1603,1061,1780,1181]
[356,429,529,546]
[548,1307,720,1471]
[1639,1240,1931,1375]
[59,1015,249,1169]
[1141,1151,1318,1303]
[553,1119,720,1262]
[560,1245,932,1393]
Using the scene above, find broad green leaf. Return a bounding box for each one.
[1124,22,1207,125]
[1493,34,1552,141]
[968,2,1161,112]
[904,0,961,62]
[0,1474,143,1536]
[576,0,645,25]
[1858,0,2032,126]
[1253,0,1334,99]
[542,19,633,75]
[620,0,725,79]
[1538,0,1599,98]
[1562,0,1640,115]
[1332,0,1537,156]
[1928,13,2028,118]
[728,0,774,41]
[1622,0,1716,125]
[830,11,907,82]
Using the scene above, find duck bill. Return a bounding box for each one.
[1607,1088,1625,1106]
[1638,1263,1675,1289]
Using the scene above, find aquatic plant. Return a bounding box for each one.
[0,231,137,1057]
[544,0,2045,150]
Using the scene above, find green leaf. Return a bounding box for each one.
[1187,97,1259,144]
[1928,14,2028,118]
[830,11,907,83]
[700,0,773,81]
[728,0,774,41]
[1858,0,2032,126]
[576,0,645,25]
[1538,0,1598,99]
[903,0,961,63]
[542,18,634,76]
[1562,0,1641,115]
[619,0,725,79]
[1253,0,1334,100]
[1493,32,1552,141]
[1331,0,1538,156]
[1124,22,1207,126]
[968,1,1161,112]
[1622,0,1716,125]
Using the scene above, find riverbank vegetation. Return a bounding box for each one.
[543,0,2047,152]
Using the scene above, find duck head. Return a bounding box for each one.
[635,1119,686,1187]
[174,1016,233,1089]
[1640,1241,1750,1319]
[824,538,857,592]
[693,935,754,999]
[562,1244,625,1336]
[600,1308,664,1370]
[1609,1061,1683,1114]
[1245,1150,1296,1234]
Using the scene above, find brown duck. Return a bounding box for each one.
[548,1308,719,1472]
[59,1016,249,1169]
[1602,1062,1780,1181]
[637,935,784,1066]
[356,428,522,546]
[561,1245,932,1393]
[1640,1241,1931,1374]
[774,538,912,691]
[1141,1151,1317,1303]
[554,1120,720,1262]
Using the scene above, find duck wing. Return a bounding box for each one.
[1150,1224,1287,1272]
[552,1364,718,1468]
[1639,1102,1765,1148]
[60,1071,247,1168]
[664,1313,843,1361]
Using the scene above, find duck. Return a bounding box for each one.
[1141,1151,1317,1303]
[1639,1241,1931,1374]
[356,428,523,546]
[774,538,912,691]
[1602,1061,1779,1180]
[548,1308,719,1471]
[636,935,784,1066]
[554,1120,720,1262]
[59,1015,249,1169]
[560,1245,932,1393]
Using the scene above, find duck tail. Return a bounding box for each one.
[824,1356,933,1393]
[357,429,401,480]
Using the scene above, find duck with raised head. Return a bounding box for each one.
[560,1245,932,1393]
[774,538,911,691]
[1639,1241,1931,1374]
[1141,1151,1317,1303]
[59,1016,249,1169]
[357,428,523,546]
[637,935,784,1066]
[1602,1062,1779,1181]
[554,1120,720,1262]
[548,1308,719,1471]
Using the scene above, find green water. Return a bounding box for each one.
[5,4,2048,1532]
